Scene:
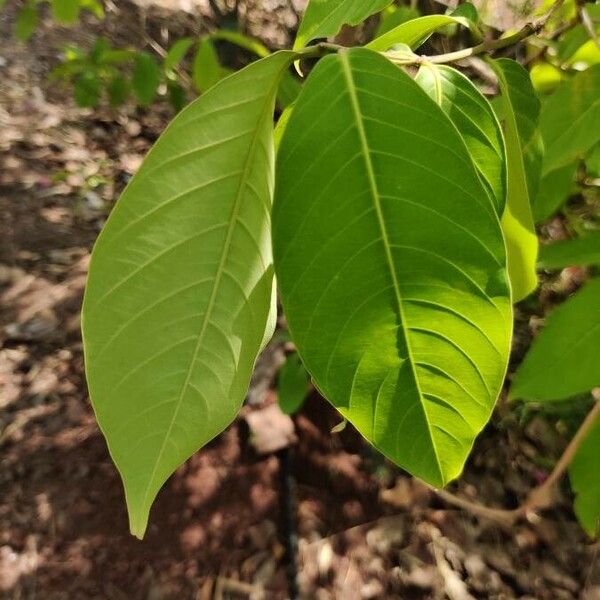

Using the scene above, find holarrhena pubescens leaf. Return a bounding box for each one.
[274,48,512,488]
[491,58,542,302]
[294,0,393,50]
[82,52,294,539]
[540,64,600,175]
[533,162,577,223]
[538,232,600,270]
[511,277,600,401]
[569,418,600,537]
[367,13,479,52]
[416,64,507,214]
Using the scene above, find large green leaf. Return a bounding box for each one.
[511,278,600,401]
[367,14,476,52]
[82,52,293,538]
[274,48,512,487]
[540,65,600,175]
[538,231,600,269]
[569,418,600,537]
[416,64,506,214]
[294,0,393,50]
[491,59,542,302]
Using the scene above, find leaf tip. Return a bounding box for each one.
[128,507,150,540]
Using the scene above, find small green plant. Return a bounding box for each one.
[80,0,600,539]
[12,0,104,41]
[6,0,290,111]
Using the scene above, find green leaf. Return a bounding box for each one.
[416,64,506,215]
[538,232,600,269]
[277,353,310,415]
[210,30,270,58]
[587,143,600,176]
[557,6,600,64]
[540,65,600,175]
[451,2,479,23]
[164,37,194,73]
[491,59,541,302]
[569,418,600,537]
[107,73,130,107]
[82,52,294,539]
[101,49,136,65]
[192,38,222,94]
[376,5,420,36]
[51,0,80,24]
[16,3,38,41]
[533,163,577,223]
[274,48,512,487]
[274,105,294,150]
[208,30,299,108]
[294,0,393,50]
[74,70,101,107]
[511,278,600,401]
[167,80,186,112]
[89,37,110,63]
[132,52,161,105]
[367,14,477,52]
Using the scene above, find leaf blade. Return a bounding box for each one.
[367,14,476,52]
[569,418,600,537]
[274,48,512,486]
[491,58,542,302]
[538,232,600,269]
[540,64,600,174]
[511,278,600,401]
[416,64,506,214]
[82,52,293,538]
[294,0,393,50]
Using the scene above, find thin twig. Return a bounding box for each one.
[432,390,600,526]
[385,0,567,66]
[519,389,600,514]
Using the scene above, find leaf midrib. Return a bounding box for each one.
[338,51,443,483]
[136,71,280,524]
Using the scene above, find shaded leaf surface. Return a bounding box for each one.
[277,353,310,415]
[538,232,600,269]
[492,59,541,302]
[540,65,600,174]
[569,418,600,537]
[274,48,511,487]
[511,278,600,401]
[416,64,506,214]
[83,52,293,538]
[533,163,577,223]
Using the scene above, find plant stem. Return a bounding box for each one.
[519,390,600,514]
[433,390,600,526]
[385,0,567,66]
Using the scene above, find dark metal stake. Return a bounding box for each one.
[277,446,299,600]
